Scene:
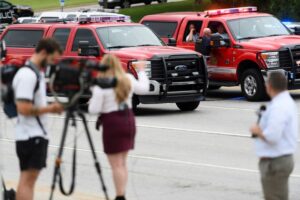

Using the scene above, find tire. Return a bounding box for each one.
[144,0,152,5]
[241,68,267,101]
[176,101,200,111]
[158,0,167,3]
[132,95,139,113]
[120,0,131,8]
[107,4,115,9]
[208,86,221,90]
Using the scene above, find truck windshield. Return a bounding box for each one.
[228,16,290,40]
[96,25,164,49]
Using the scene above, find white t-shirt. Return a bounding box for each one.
[12,64,48,141]
[88,71,149,114]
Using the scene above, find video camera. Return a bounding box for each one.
[0,37,116,109]
[46,58,117,108]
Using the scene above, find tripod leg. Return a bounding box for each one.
[78,113,109,200]
[49,111,72,200]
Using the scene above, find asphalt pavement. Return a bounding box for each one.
[1,86,300,200]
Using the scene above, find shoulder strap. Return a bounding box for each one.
[24,64,47,136]
[24,64,40,93]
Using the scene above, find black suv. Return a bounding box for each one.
[0,0,34,23]
[99,0,167,9]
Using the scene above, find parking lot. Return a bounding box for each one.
[1,87,300,200]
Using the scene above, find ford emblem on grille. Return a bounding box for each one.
[175,65,188,71]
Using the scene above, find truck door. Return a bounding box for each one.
[177,19,203,51]
[206,21,235,82]
[50,27,72,56]
[64,28,102,62]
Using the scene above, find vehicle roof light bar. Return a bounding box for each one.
[78,16,130,24]
[205,6,257,16]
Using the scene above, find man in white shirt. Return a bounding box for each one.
[186,23,200,42]
[250,71,298,200]
[13,38,64,200]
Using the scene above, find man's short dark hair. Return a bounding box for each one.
[267,71,288,92]
[35,38,62,55]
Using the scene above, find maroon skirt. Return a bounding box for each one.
[98,109,136,154]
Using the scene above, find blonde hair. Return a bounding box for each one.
[101,54,132,104]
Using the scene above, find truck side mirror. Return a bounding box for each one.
[294,27,300,35]
[78,41,100,57]
[210,34,230,48]
[168,38,177,46]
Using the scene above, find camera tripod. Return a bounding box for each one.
[49,106,109,200]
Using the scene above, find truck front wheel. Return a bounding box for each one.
[176,101,200,111]
[241,68,267,101]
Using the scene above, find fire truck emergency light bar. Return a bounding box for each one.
[78,15,130,23]
[205,6,258,16]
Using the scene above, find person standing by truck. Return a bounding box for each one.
[13,38,64,200]
[88,54,149,200]
[250,71,298,200]
[199,28,212,56]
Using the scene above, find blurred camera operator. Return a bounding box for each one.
[88,54,150,200]
[13,38,64,200]
[250,71,298,200]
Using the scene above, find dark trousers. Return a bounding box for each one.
[259,155,294,200]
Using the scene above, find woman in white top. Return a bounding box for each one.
[89,54,149,200]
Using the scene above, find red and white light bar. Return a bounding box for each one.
[79,15,131,24]
[205,6,257,16]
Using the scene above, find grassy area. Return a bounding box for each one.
[8,0,97,11]
[120,0,209,22]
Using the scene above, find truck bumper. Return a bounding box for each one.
[138,80,206,104]
[139,94,205,104]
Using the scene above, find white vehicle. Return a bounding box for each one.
[18,11,131,23]
[38,11,131,22]
[17,16,38,24]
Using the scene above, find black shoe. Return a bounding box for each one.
[115,196,126,200]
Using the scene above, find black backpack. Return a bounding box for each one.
[1,64,47,135]
[2,64,40,118]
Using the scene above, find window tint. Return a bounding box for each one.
[53,28,71,50]
[143,21,177,38]
[184,20,203,42]
[208,21,227,34]
[3,30,44,48]
[40,17,59,21]
[66,14,77,20]
[72,29,98,51]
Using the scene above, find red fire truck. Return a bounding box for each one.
[141,7,300,101]
[0,16,208,111]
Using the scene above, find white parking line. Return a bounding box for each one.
[1,137,299,179]
[45,115,300,142]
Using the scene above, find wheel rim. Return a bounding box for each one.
[244,75,257,97]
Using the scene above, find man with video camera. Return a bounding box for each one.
[250,71,298,200]
[12,38,64,200]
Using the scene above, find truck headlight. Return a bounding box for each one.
[131,61,151,77]
[259,52,280,68]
